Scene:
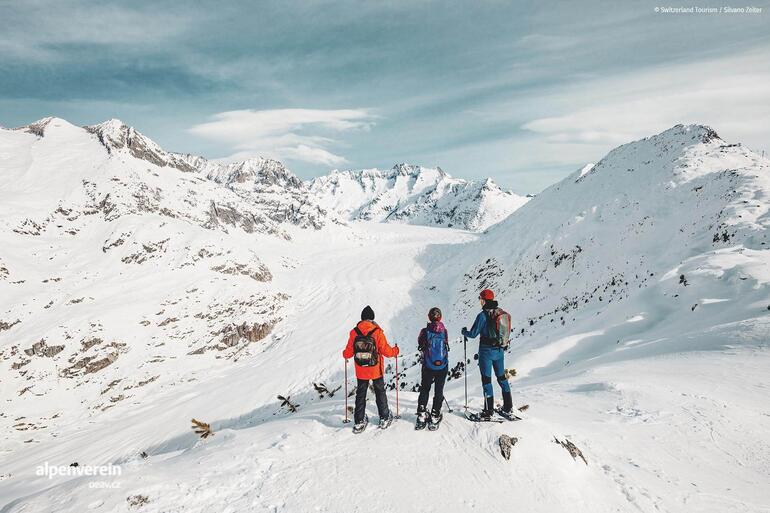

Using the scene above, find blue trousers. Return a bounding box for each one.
[478,345,510,398]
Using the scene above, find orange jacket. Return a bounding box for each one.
[342,320,399,380]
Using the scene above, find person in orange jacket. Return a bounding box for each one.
[342,305,400,433]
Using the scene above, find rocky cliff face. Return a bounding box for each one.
[85,119,199,173]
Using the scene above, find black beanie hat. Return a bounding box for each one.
[361,305,375,321]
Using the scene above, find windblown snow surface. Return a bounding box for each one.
[1,120,769,513]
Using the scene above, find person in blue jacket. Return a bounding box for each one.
[461,288,514,420]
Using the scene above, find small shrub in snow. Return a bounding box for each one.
[277,395,298,413]
[313,382,341,398]
[190,418,214,439]
[553,437,587,465]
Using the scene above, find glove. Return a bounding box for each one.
[394,345,400,356]
[461,327,468,336]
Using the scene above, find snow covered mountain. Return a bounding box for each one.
[1,121,769,513]
[0,117,332,459]
[308,164,529,231]
[388,124,770,510]
[444,124,769,339]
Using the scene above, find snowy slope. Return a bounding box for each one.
[308,164,529,231]
[411,124,770,509]
[1,122,769,513]
[0,117,330,458]
[441,124,770,350]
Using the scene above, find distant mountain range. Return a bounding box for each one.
[309,164,529,231]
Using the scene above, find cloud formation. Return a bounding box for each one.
[2,1,769,192]
[188,109,374,166]
[0,2,195,61]
[521,50,770,158]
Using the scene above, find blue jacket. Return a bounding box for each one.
[465,300,499,345]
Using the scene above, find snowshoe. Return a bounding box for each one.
[494,407,522,421]
[428,411,443,431]
[379,411,393,430]
[465,410,504,423]
[352,416,369,434]
[415,409,428,431]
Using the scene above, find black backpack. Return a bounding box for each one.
[353,325,379,367]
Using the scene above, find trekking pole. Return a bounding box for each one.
[444,350,454,414]
[343,359,350,424]
[463,335,468,412]
[395,352,400,419]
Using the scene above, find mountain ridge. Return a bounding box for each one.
[10,116,529,231]
[309,163,529,231]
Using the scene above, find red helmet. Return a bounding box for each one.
[479,289,495,300]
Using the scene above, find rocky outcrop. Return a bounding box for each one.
[216,321,275,348]
[23,339,64,358]
[211,260,273,282]
[85,119,198,173]
[61,340,127,377]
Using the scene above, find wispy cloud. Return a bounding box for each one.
[0,1,196,61]
[521,49,770,155]
[188,108,375,166]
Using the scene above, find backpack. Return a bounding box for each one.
[423,327,448,370]
[353,326,379,367]
[485,308,512,348]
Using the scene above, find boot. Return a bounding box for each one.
[353,415,369,434]
[502,391,513,413]
[479,396,494,420]
[378,410,393,430]
[415,405,428,430]
[428,409,443,431]
[495,391,520,421]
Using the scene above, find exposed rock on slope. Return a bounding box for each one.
[85,119,199,173]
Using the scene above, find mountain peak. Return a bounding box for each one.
[657,123,721,145]
[84,119,147,152]
[389,163,447,179]
[12,117,71,137]
[198,156,304,190]
[90,118,129,135]
[583,123,729,186]
[85,119,142,149]
[84,119,198,173]
[392,163,421,176]
[478,177,504,193]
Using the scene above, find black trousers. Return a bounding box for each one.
[418,366,448,414]
[354,377,390,424]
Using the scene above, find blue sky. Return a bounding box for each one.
[1,0,769,193]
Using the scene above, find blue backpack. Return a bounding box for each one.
[424,328,448,370]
